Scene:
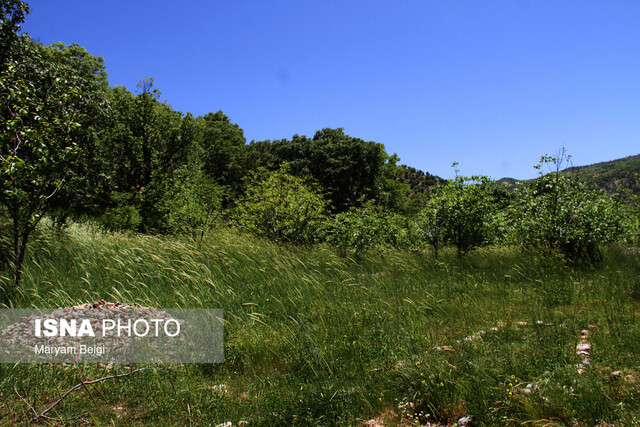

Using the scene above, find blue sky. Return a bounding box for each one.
[22,0,640,179]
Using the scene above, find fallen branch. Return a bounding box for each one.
[14,366,153,422]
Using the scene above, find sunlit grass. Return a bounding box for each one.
[0,221,639,425]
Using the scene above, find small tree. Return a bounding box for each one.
[416,196,446,260]
[328,203,389,256]
[418,165,496,258]
[1,37,88,295]
[234,166,328,244]
[508,150,626,262]
[161,166,223,238]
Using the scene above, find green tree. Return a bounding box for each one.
[0,0,29,68]
[158,165,223,238]
[39,42,111,225]
[0,37,91,293]
[508,151,626,262]
[416,196,447,260]
[417,165,497,258]
[245,128,395,212]
[328,204,387,256]
[234,166,327,244]
[199,110,246,199]
[134,77,161,187]
[308,128,387,212]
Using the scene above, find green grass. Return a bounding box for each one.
[0,221,639,425]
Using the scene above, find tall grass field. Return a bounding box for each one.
[1,221,639,425]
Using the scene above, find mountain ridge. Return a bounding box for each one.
[496,153,640,193]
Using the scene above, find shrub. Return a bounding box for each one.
[417,170,498,258]
[160,166,223,237]
[508,152,626,262]
[234,167,328,244]
[328,204,389,255]
[102,205,142,232]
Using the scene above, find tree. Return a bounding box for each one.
[134,77,161,187]
[154,165,223,238]
[508,151,626,262]
[0,0,29,69]
[416,196,446,260]
[39,42,111,224]
[328,203,390,256]
[417,165,497,258]
[308,128,387,212]
[245,128,394,212]
[0,37,91,294]
[199,110,246,199]
[234,166,328,244]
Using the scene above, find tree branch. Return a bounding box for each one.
[14,366,153,422]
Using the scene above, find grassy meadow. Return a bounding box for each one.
[0,221,639,425]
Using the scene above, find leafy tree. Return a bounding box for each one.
[417,165,497,258]
[157,165,223,238]
[508,151,626,262]
[234,166,327,244]
[39,42,111,224]
[199,110,246,199]
[625,173,640,245]
[102,196,142,232]
[0,37,92,292]
[134,77,161,187]
[375,153,412,213]
[416,196,447,260]
[0,0,29,68]
[328,203,412,255]
[308,128,387,212]
[328,204,386,256]
[246,128,394,212]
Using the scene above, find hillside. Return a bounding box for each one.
[398,165,443,196]
[498,153,640,194]
[564,153,640,193]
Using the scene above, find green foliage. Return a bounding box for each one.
[39,42,111,219]
[328,204,389,255]
[328,203,415,255]
[102,205,142,232]
[417,166,498,258]
[100,79,192,197]
[508,151,626,262]
[616,172,640,245]
[100,192,142,232]
[416,195,447,259]
[247,128,393,212]
[198,110,247,198]
[0,36,100,290]
[0,0,29,67]
[375,153,413,213]
[160,166,223,236]
[234,167,327,244]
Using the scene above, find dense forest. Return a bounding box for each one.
[1,1,639,299]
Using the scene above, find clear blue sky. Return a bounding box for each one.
[22,0,640,179]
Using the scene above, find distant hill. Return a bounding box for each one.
[563,154,640,193]
[497,154,640,194]
[398,165,443,196]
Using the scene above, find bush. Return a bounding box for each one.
[416,171,498,258]
[102,205,142,232]
[160,167,223,237]
[508,153,626,262]
[328,204,389,255]
[234,167,328,244]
